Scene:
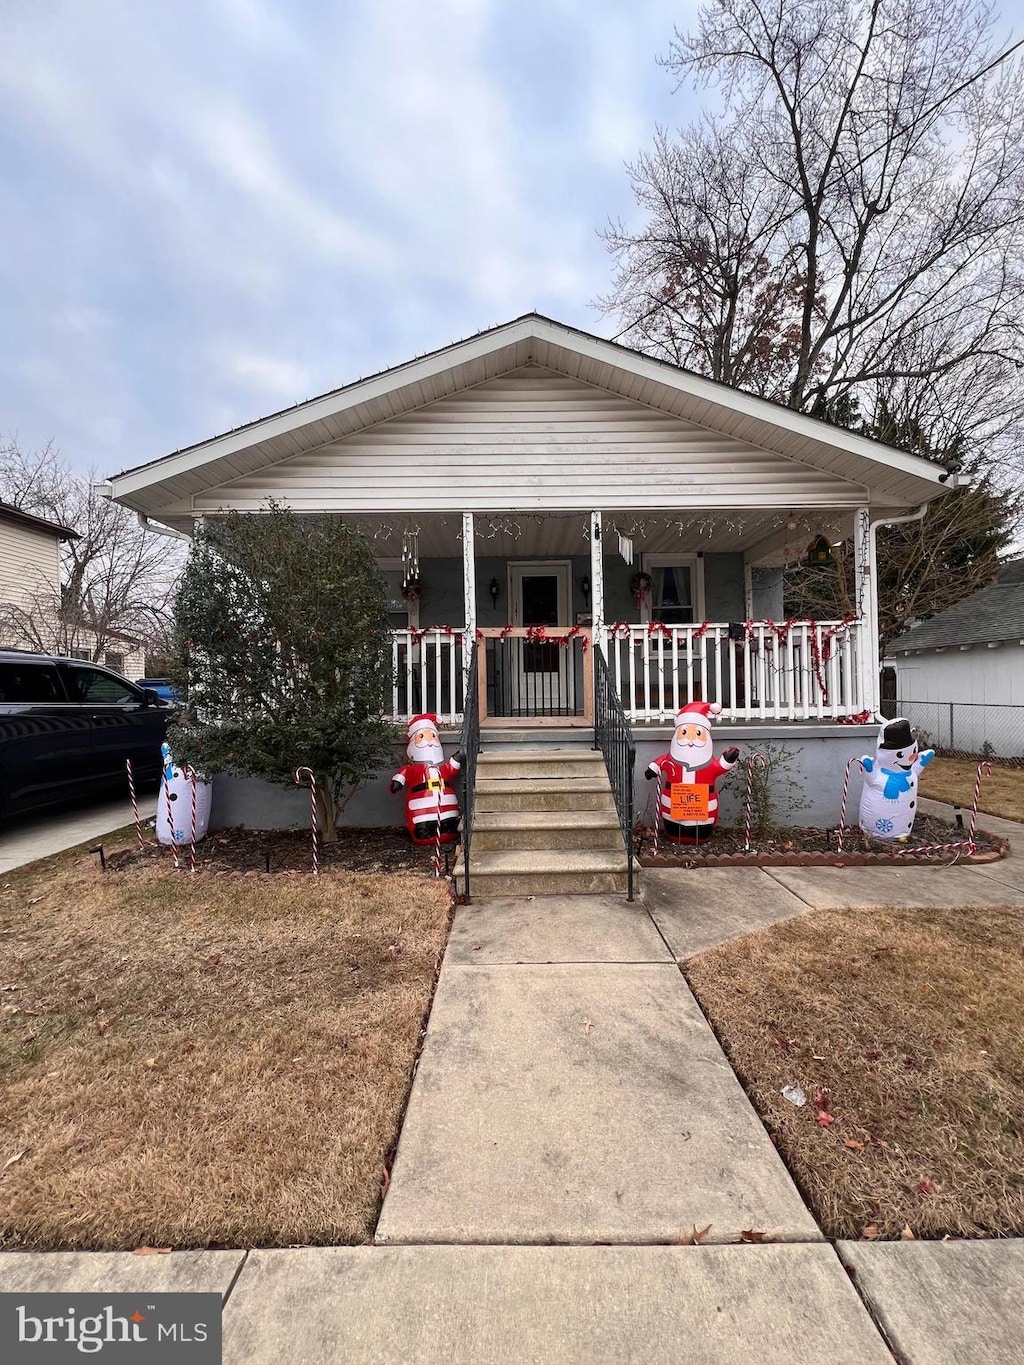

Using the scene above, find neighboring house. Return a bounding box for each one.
[889,560,1024,757]
[0,500,146,678]
[100,313,948,829]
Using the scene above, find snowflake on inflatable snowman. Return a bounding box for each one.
[389,714,464,845]
[645,700,740,844]
[858,717,935,841]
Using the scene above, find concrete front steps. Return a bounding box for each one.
[454,745,629,898]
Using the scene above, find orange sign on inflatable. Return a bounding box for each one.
[669,784,711,821]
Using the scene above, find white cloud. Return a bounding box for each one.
[0,0,698,472]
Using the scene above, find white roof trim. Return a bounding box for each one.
[103,314,947,502]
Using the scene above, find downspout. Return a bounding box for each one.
[136,511,192,543]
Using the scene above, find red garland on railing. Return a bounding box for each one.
[408,624,459,647]
[473,625,589,651]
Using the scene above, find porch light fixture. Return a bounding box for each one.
[489,576,500,608]
[580,574,590,605]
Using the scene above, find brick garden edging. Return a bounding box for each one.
[639,829,1010,869]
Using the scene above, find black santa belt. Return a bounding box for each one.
[410,780,449,794]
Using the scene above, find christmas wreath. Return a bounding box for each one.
[400,575,422,603]
[630,570,652,605]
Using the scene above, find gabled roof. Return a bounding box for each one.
[892,562,1024,652]
[99,313,948,524]
[0,499,79,541]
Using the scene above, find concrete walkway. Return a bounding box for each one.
[0,795,142,874]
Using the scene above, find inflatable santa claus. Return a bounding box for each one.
[390,714,464,845]
[645,701,739,844]
[858,717,935,841]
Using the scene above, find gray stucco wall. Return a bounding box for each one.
[209,725,878,833]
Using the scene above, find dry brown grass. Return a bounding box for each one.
[0,842,450,1250]
[920,757,1024,823]
[685,905,1024,1240]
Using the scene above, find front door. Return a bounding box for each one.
[509,562,574,715]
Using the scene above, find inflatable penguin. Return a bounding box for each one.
[858,717,935,841]
[645,701,739,844]
[390,714,464,846]
[156,742,213,846]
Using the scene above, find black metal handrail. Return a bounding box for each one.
[458,642,480,901]
[593,644,636,901]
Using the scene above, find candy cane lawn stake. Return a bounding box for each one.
[743,753,769,853]
[896,762,992,860]
[966,760,993,853]
[294,766,319,876]
[836,756,867,854]
[164,772,180,870]
[125,757,144,853]
[184,764,199,874]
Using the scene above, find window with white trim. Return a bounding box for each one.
[642,555,704,625]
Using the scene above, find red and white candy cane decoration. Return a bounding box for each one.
[183,764,199,874]
[743,753,769,852]
[835,755,867,854]
[164,770,180,870]
[432,780,444,879]
[294,766,320,876]
[125,757,144,852]
[898,760,993,860]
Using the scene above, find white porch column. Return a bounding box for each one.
[853,506,880,717]
[462,512,476,676]
[589,511,605,651]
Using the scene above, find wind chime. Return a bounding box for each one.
[401,526,421,602]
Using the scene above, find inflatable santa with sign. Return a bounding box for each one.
[390,714,464,845]
[645,701,739,844]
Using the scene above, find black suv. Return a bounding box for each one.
[0,652,174,821]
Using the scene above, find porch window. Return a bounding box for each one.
[642,555,703,625]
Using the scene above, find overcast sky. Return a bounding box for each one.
[0,0,709,479]
[4,1,1021,484]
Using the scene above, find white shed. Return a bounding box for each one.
[890,561,1024,756]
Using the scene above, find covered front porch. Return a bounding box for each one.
[372,506,878,728]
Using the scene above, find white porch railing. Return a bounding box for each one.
[388,620,868,725]
[603,620,868,722]
[391,628,466,726]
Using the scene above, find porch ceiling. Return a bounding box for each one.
[354,509,851,560]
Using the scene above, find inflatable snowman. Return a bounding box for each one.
[644,700,740,844]
[389,714,463,845]
[156,742,213,846]
[858,718,934,841]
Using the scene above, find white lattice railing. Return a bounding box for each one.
[603,620,868,722]
[391,628,466,725]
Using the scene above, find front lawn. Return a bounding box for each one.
[0,842,450,1249]
[920,756,1024,823]
[685,904,1024,1239]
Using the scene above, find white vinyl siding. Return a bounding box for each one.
[192,367,866,515]
[0,520,62,613]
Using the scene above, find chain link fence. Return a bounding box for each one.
[885,698,1024,762]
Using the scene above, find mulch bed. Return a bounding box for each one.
[108,825,448,876]
[637,813,1008,868]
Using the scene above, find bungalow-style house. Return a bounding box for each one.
[100,315,948,893]
[889,559,1024,757]
[0,500,147,678]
